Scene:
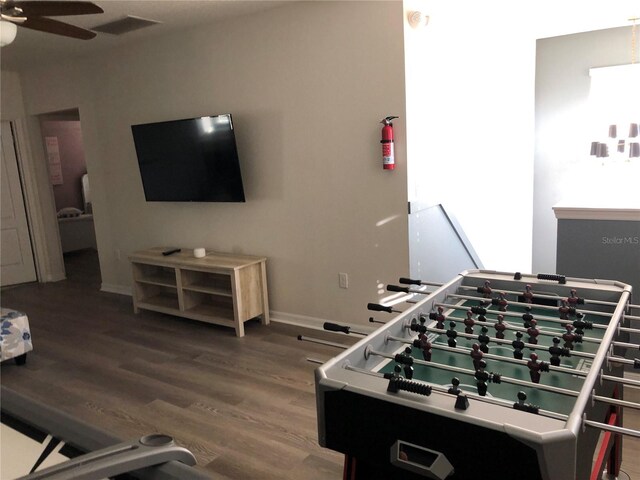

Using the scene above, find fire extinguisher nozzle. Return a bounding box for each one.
[380,116,399,125]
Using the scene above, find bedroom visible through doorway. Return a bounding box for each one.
[39,109,100,285]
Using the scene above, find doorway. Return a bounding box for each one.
[0,121,37,287]
[38,109,100,285]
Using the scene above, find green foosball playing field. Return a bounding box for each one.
[379,297,607,416]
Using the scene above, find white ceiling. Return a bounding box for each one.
[0,0,291,71]
[1,0,638,72]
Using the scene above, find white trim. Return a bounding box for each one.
[101,283,132,296]
[553,206,640,221]
[91,287,370,335]
[589,63,640,78]
[9,119,52,282]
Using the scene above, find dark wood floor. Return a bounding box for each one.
[2,250,639,479]
[1,250,350,479]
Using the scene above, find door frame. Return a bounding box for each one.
[9,118,64,283]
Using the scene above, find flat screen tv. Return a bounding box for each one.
[131,113,245,202]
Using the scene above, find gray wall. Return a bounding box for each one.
[534,26,633,274]
[5,1,408,327]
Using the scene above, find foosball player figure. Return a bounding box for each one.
[573,314,592,336]
[470,343,484,370]
[479,280,492,298]
[399,347,414,380]
[478,326,490,353]
[415,333,432,362]
[567,289,582,308]
[448,377,462,395]
[448,378,470,410]
[548,337,563,366]
[433,306,446,329]
[512,331,525,360]
[446,321,458,348]
[513,391,539,415]
[562,323,582,350]
[475,360,490,396]
[496,291,508,312]
[522,307,534,328]
[527,319,540,345]
[559,300,571,320]
[548,337,570,366]
[526,353,549,384]
[464,310,475,334]
[494,314,507,339]
[523,284,534,304]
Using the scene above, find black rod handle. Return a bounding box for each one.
[367,302,393,313]
[399,277,421,285]
[323,322,350,334]
[387,285,410,293]
[537,273,566,284]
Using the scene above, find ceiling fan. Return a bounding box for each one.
[0,0,103,43]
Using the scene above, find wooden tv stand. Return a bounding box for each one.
[130,247,269,337]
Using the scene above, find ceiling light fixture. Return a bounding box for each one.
[408,11,429,29]
[588,18,640,161]
[0,19,17,47]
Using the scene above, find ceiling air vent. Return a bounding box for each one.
[91,16,161,35]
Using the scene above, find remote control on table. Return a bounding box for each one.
[162,248,181,256]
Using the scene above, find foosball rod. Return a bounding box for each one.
[601,373,640,389]
[592,394,640,412]
[306,357,325,365]
[398,276,619,309]
[336,319,610,367]
[390,285,622,330]
[422,325,599,360]
[341,363,568,421]
[583,419,640,439]
[368,346,639,408]
[398,277,444,288]
[384,333,587,378]
[446,292,612,320]
[455,283,619,309]
[435,303,603,343]
[323,322,370,336]
[423,322,636,367]
[440,295,640,335]
[297,335,350,349]
[364,346,580,398]
[398,278,640,319]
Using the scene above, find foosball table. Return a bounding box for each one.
[312,270,640,480]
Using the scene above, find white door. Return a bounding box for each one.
[1,121,37,286]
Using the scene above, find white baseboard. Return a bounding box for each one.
[45,272,66,282]
[101,283,132,296]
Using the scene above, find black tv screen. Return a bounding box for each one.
[131,114,245,202]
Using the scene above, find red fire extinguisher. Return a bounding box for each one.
[380,116,399,170]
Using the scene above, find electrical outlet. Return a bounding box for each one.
[339,272,349,289]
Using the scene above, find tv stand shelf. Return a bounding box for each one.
[130,247,269,337]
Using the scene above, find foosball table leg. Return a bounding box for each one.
[605,387,623,479]
[591,385,623,480]
[343,454,357,480]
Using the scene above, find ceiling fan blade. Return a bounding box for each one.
[10,1,103,17]
[20,16,96,39]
